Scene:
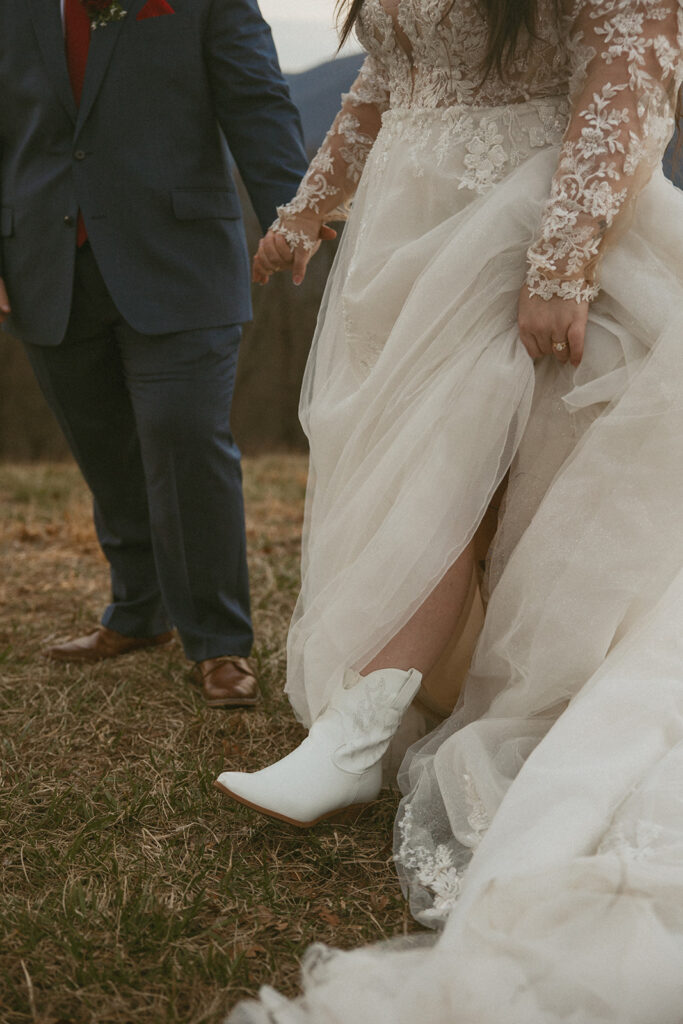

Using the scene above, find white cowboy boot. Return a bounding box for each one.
[215,666,422,827]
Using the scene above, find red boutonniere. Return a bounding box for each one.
[80,0,127,29]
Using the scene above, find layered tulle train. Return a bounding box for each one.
[229,98,683,1023]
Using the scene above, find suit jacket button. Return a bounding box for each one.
[74,150,86,160]
[64,215,75,226]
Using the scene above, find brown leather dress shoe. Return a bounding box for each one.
[45,626,174,663]
[193,656,260,707]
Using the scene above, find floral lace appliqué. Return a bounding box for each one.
[375,99,570,195]
[396,805,463,922]
[526,0,681,301]
[272,57,389,250]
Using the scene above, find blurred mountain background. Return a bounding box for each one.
[0,56,681,459]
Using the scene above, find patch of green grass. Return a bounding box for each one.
[0,458,421,1024]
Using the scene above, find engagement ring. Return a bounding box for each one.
[552,341,568,353]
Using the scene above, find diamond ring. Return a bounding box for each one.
[552,341,568,353]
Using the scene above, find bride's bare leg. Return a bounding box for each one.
[362,542,475,677]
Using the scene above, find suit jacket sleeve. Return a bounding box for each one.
[204,0,309,234]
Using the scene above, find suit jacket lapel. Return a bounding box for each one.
[28,0,78,124]
[74,1,142,138]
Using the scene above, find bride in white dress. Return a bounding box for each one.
[218,0,683,1019]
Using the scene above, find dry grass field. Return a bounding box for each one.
[0,457,422,1024]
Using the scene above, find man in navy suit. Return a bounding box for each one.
[0,0,308,705]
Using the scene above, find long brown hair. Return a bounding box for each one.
[336,0,544,79]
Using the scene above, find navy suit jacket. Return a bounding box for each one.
[0,0,308,346]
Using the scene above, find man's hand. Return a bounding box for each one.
[252,222,337,287]
[517,283,589,367]
[0,278,11,324]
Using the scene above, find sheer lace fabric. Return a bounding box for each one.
[274,0,682,299]
[270,57,389,253]
[526,0,683,300]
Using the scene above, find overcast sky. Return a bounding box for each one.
[258,0,362,72]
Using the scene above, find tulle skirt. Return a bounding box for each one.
[230,97,683,1023]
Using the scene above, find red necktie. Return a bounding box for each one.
[64,0,91,246]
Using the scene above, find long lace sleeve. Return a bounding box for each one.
[526,0,683,303]
[272,55,391,252]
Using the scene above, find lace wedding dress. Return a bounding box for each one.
[229,0,683,1020]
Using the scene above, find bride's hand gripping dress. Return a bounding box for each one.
[224,0,683,1016]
